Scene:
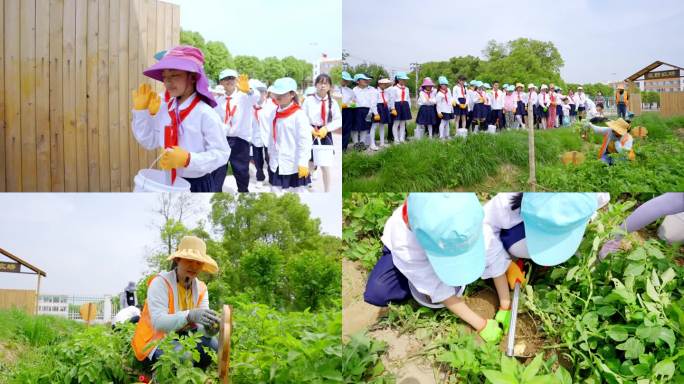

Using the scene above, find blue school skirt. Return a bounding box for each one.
[353,107,372,132]
[440,112,454,121]
[455,97,468,116]
[540,105,549,117]
[569,104,577,116]
[473,103,487,120]
[183,173,216,192]
[416,105,438,125]
[268,168,311,189]
[556,104,563,117]
[500,222,525,251]
[376,102,391,124]
[394,101,412,121]
[515,101,526,116]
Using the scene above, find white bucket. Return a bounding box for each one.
[133,169,191,192]
[312,139,334,167]
[658,212,684,243]
[456,128,468,138]
[486,125,497,134]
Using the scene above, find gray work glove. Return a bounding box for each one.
[187,308,220,328]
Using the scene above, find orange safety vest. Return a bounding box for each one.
[131,274,207,361]
[615,92,628,104]
[598,133,635,161]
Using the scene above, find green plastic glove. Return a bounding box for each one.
[495,308,512,334]
[478,319,503,343]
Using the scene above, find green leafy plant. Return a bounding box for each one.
[482,353,572,384]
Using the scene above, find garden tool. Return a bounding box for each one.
[218,305,233,384]
[506,259,527,357]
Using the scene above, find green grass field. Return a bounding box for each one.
[343,113,684,193]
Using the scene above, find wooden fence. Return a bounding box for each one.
[660,92,684,117]
[0,289,36,313]
[0,0,180,192]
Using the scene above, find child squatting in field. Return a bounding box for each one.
[363,192,607,343]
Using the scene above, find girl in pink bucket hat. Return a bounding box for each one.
[131,45,230,192]
[415,77,438,139]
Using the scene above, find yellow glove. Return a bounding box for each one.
[437,112,443,119]
[391,109,398,117]
[148,92,161,116]
[340,102,348,109]
[132,83,153,110]
[298,166,309,178]
[460,103,467,109]
[159,146,190,170]
[373,114,380,122]
[451,100,457,107]
[506,261,526,290]
[237,74,250,93]
[317,126,328,138]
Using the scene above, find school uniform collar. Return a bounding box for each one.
[314,93,329,102]
[172,92,198,109]
[227,88,239,98]
[277,102,297,112]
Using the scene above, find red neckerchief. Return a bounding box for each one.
[399,85,406,102]
[422,90,431,103]
[319,95,328,124]
[165,95,201,184]
[224,95,237,126]
[272,103,301,142]
[543,92,548,104]
[477,90,485,102]
[440,89,449,104]
[253,105,261,120]
[401,200,409,225]
[494,89,499,99]
[460,83,465,97]
[164,90,170,103]
[380,90,387,106]
[550,92,556,103]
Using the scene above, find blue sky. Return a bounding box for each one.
[166,0,342,64]
[0,193,340,296]
[343,0,684,83]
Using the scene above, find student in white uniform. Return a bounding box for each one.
[389,72,412,143]
[538,85,551,130]
[489,81,506,130]
[248,79,269,188]
[340,71,356,151]
[415,78,438,139]
[214,68,260,192]
[131,45,230,192]
[364,193,504,344]
[527,84,539,129]
[371,78,393,150]
[513,83,526,128]
[351,73,378,148]
[575,86,588,121]
[266,77,312,192]
[435,76,454,139]
[303,74,341,193]
[452,75,469,132]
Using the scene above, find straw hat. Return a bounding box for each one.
[606,118,630,136]
[378,78,392,84]
[617,84,625,90]
[167,236,218,274]
[516,83,524,89]
[528,83,536,89]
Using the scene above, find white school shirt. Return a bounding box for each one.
[389,84,412,109]
[490,88,505,109]
[514,91,527,105]
[435,88,454,114]
[566,94,576,105]
[302,94,342,131]
[376,87,391,108]
[340,86,356,106]
[381,205,462,304]
[253,98,278,148]
[266,103,312,175]
[352,86,379,114]
[417,89,436,106]
[215,89,260,141]
[131,93,230,178]
[538,92,551,108]
[466,89,477,110]
[527,91,538,107]
[575,92,587,108]
[452,83,468,99]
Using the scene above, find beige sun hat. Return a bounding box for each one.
[167,235,219,274]
[606,118,630,136]
[378,78,392,84]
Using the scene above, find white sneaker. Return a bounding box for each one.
[370,145,379,151]
[256,181,264,189]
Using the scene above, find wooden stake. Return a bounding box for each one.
[35,274,42,315]
[527,100,536,191]
[218,305,233,384]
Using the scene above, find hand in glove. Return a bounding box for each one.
[437,112,443,119]
[452,100,457,107]
[373,114,380,122]
[340,102,348,109]
[298,166,309,178]
[132,83,153,110]
[187,308,220,328]
[495,308,512,333]
[317,126,328,138]
[506,260,526,290]
[237,74,250,93]
[160,146,190,170]
[148,92,161,116]
[391,109,398,117]
[478,319,503,343]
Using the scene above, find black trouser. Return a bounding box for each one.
[252,145,268,182]
[227,136,250,192]
[342,108,354,151]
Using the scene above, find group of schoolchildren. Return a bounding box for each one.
[342,71,605,150]
[131,45,341,193]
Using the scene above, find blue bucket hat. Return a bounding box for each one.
[407,193,486,286]
[521,193,597,266]
[483,83,491,89]
[395,71,409,80]
[341,71,353,81]
[475,81,484,87]
[267,77,298,95]
[353,73,372,82]
[438,76,449,85]
[469,80,478,86]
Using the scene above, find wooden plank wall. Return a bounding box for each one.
[0,289,36,314]
[660,92,684,117]
[1,0,180,191]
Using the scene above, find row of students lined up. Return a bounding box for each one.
[130,45,341,193]
[340,72,604,149]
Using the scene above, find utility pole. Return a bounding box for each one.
[410,62,421,94]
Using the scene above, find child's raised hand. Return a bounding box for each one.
[237,74,250,93]
[132,83,152,110]
[148,92,161,116]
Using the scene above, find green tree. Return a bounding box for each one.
[180,29,205,50]
[329,65,342,84]
[238,243,284,307]
[203,41,234,82]
[286,250,341,310]
[234,55,262,79]
[348,63,389,87]
[261,57,287,85]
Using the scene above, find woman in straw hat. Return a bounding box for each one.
[586,118,635,164]
[132,236,220,370]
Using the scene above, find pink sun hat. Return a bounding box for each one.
[421,77,435,87]
[142,45,217,108]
